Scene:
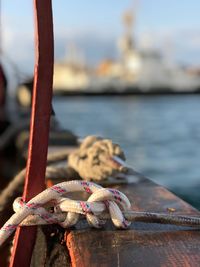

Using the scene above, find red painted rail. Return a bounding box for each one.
[9,1,54,266]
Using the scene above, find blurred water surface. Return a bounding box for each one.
[53,95,200,209]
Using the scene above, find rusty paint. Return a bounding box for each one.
[9,1,54,266]
[66,233,80,267]
[46,179,54,188]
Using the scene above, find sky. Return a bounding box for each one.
[1,0,200,76]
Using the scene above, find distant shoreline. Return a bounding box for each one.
[53,89,200,97]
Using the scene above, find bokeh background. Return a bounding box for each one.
[1,0,200,208]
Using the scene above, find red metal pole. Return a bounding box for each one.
[9,1,54,266]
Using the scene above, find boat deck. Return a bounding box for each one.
[65,177,200,267]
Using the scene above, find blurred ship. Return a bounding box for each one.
[95,6,200,94]
[16,4,200,102]
[53,4,200,94]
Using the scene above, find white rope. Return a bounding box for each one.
[0,180,131,246]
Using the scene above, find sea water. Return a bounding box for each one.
[53,95,200,209]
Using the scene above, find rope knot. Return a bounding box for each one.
[55,181,131,229]
[68,136,128,181]
[0,180,131,246]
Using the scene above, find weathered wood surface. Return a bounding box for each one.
[66,178,200,267]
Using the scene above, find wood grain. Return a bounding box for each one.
[66,178,200,267]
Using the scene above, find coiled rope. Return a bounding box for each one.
[68,135,127,181]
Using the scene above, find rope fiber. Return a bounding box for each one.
[0,180,131,246]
